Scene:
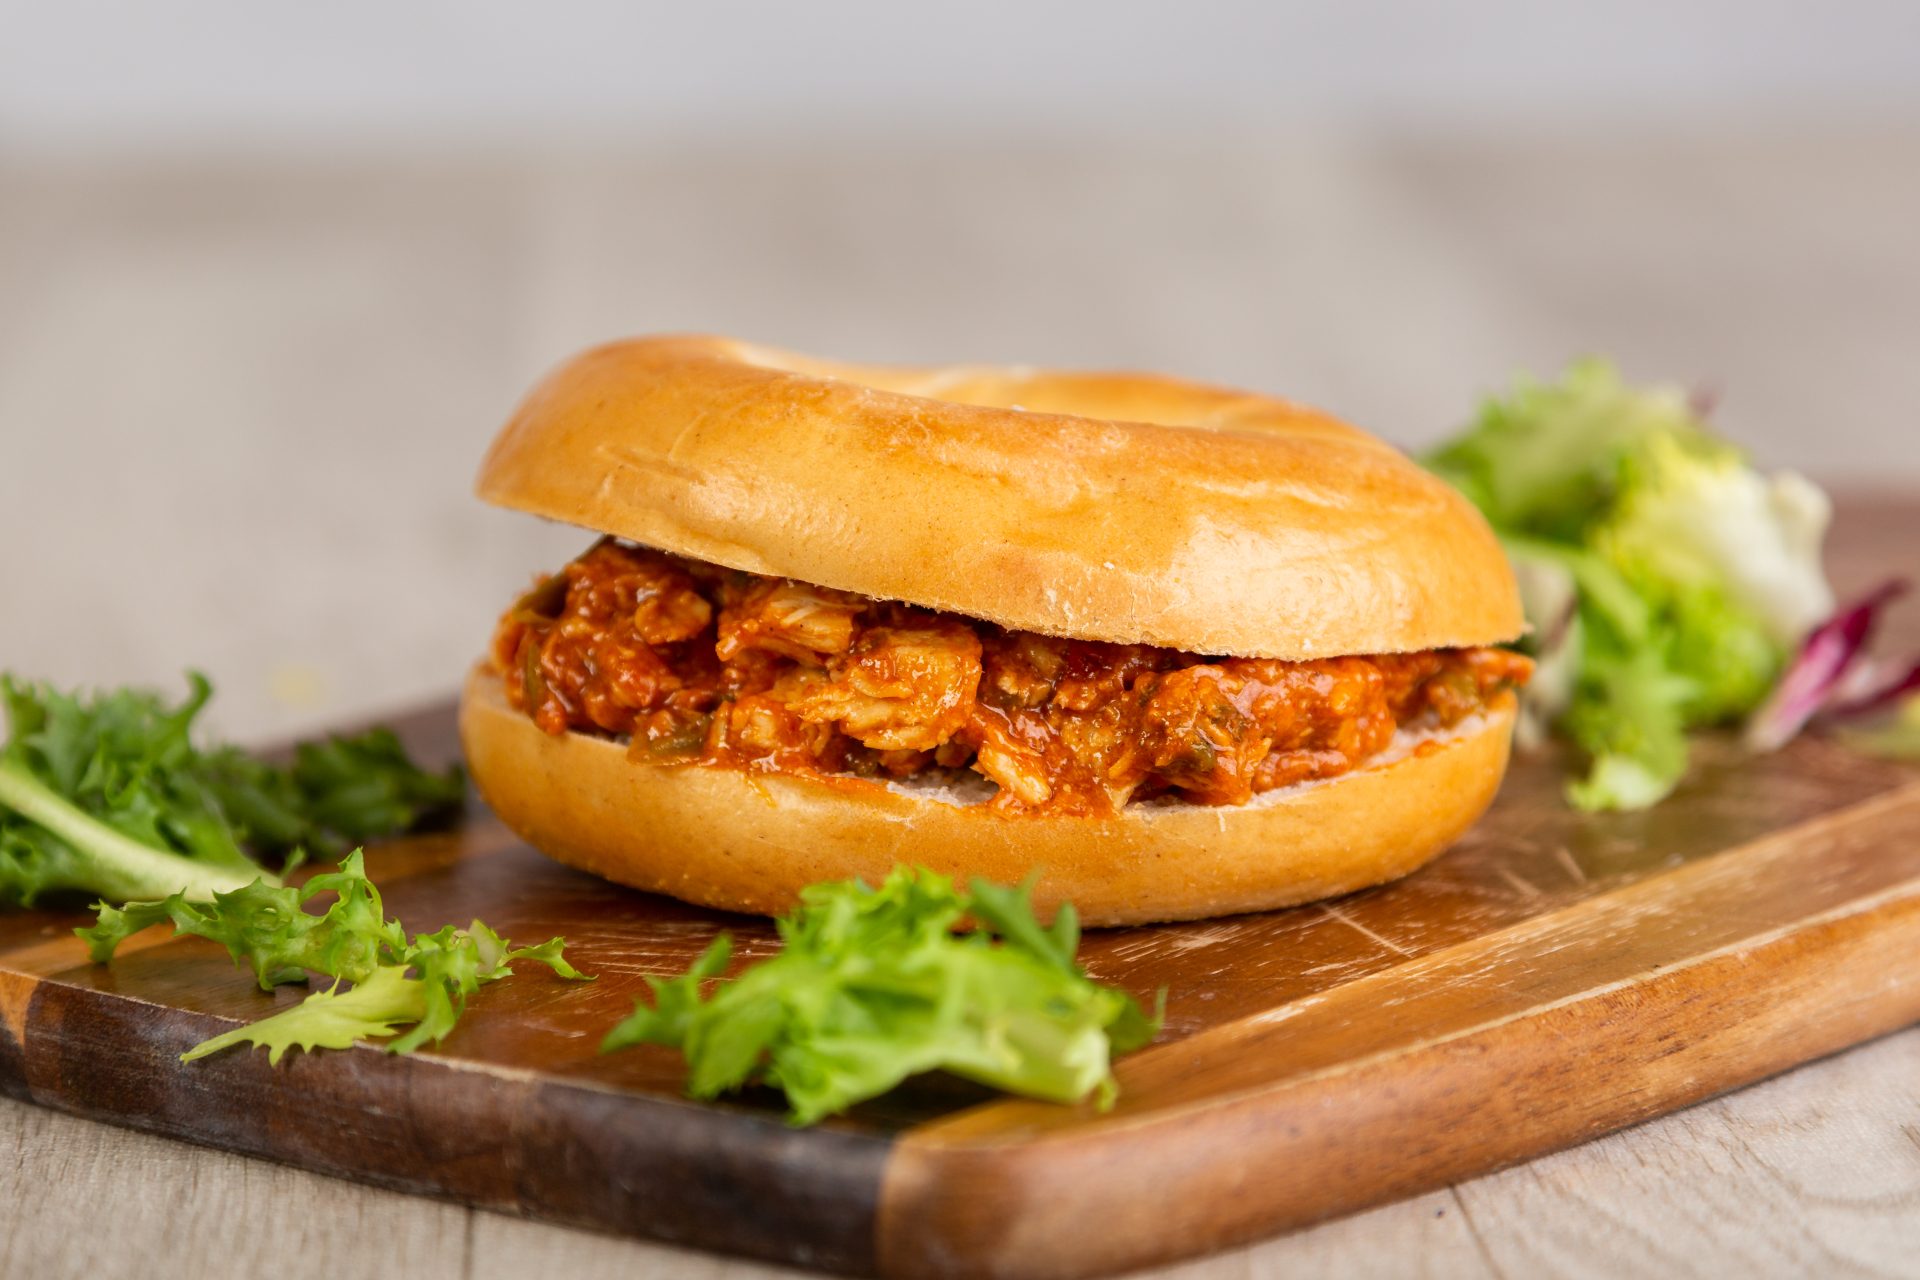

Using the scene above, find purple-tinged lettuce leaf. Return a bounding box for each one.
[1825,653,1920,721]
[1745,579,1908,752]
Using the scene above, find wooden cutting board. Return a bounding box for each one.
[2,502,1916,1280]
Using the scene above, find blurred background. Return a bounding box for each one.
[3,0,1918,741]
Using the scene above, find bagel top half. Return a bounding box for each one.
[476,335,1522,659]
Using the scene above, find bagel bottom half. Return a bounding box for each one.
[460,667,1516,926]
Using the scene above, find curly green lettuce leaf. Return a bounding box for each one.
[199,728,467,860]
[1545,548,1780,810]
[602,867,1162,1125]
[81,849,590,1062]
[1580,431,1830,753]
[380,920,590,1054]
[235,928,589,1062]
[182,966,426,1066]
[1425,360,1837,810]
[0,671,463,908]
[0,758,257,905]
[0,673,261,904]
[1425,357,1710,540]
[1659,581,1781,724]
[78,849,402,987]
[1597,430,1830,654]
[1561,640,1695,811]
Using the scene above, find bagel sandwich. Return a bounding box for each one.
[462,335,1529,925]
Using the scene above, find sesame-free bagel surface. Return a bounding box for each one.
[477,335,1522,659]
[461,667,1517,926]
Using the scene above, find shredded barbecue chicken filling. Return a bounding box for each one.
[490,540,1532,816]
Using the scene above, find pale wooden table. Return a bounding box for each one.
[3,126,1920,1278]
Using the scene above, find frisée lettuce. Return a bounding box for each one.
[0,672,464,907]
[1426,359,1834,810]
[80,849,589,1061]
[601,866,1162,1125]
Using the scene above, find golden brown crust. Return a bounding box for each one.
[461,667,1516,926]
[477,335,1523,659]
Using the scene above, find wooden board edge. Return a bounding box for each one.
[0,976,893,1276]
[875,782,1920,1279]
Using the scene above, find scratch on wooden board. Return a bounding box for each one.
[1315,904,1414,957]
[1494,867,1544,899]
[1098,933,1180,963]
[1549,844,1589,885]
[1160,925,1244,954]
[1240,991,1331,1029]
